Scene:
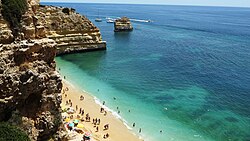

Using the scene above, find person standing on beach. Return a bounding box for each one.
[81,109,84,115]
[96,126,99,132]
[133,123,135,127]
[139,128,141,133]
[79,108,82,114]
[98,119,101,125]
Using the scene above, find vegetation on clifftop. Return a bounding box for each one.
[1,0,28,35]
[0,122,30,141]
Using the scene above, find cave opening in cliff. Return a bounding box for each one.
[19,93,42,119]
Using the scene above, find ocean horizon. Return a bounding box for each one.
[42,2,250,9]
[52,3,250,141]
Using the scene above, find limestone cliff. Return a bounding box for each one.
[0,0,105,139]
[0,0,63,140]
[36,5,106,55]
[1,0,106,54]
[0,0,14,43]
[0,39,63,140]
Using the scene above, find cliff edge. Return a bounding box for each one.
[0,0,104,140]
[0,0,64,140]
[37,5,106,55]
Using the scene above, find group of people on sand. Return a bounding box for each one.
[100,107,108,116]
[79,108,85,115]
[93,118,101,125]
[62,88,111,140]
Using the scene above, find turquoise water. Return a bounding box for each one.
[51,3,250,141]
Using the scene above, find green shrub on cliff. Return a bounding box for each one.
[0,122,30,141]
[1,0,28,35]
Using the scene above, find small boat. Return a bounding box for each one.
[95,10,102,22]
[106,19,114,23]
[95,18,102,22]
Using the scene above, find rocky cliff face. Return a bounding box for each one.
[36,5,106,55]
[0,0,64,140]
[0,0,105,139]
[0,39,63,140]
[0,0,14,44]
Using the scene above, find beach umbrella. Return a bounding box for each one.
[69,122,74,127]
[73,119,79,124]
[64,118,70,122]
[77,123,84,128]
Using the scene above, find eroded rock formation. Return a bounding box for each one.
[0,0,107,140]
[36,5,106,55]
[0,3,64,139]
[0,0,105,139]
[0,39,63,140]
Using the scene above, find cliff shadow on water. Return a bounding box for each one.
[58,50,107,72]
[114,32,132,41]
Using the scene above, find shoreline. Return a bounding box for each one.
[61,79,143,141]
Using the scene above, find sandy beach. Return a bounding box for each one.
[61,80,143,141]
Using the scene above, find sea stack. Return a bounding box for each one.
[114,17,133,32]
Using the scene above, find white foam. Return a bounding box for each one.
[64,80,76,89]
[130,18,153,23]
[93,97,133,131]
[194,134,202,138]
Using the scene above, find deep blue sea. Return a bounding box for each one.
[44,3,250,141]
